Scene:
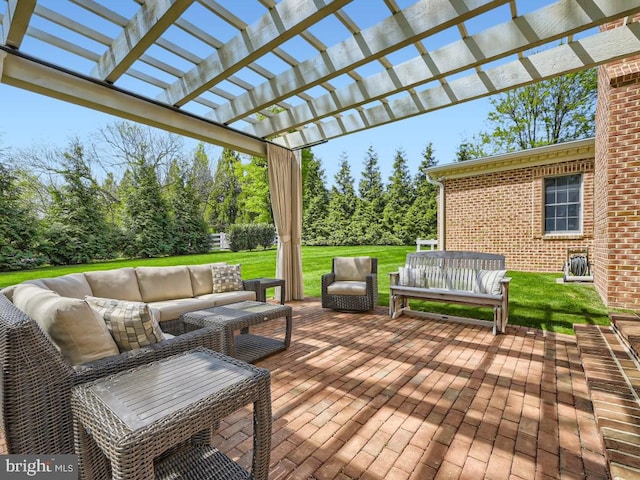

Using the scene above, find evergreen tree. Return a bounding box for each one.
[382,148,415,244]
[42,142,116,264]
[190,143,214,217]
[326,153,357,245]
[121,157,173,258]
[208,148,242,232]
[406,143,438,241]
[352,146,386,244]
[166,159,211,254]
[302,148,329,243]
[237,155,272,225]
[0,163,44,270]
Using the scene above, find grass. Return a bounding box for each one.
[0,246,609,335]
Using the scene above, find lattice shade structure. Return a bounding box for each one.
[1,0,640,156]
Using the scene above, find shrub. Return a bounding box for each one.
[228,223,276,252]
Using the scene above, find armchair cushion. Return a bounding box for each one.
[327,281,367,296]
[334,257,372,281]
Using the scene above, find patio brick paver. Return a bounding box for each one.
[0,299,613,479]
[217,300,607,479]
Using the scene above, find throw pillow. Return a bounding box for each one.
[86,296,165,351]
[211,264,243,293]
[398,266,427,288]
[474,270,507,295]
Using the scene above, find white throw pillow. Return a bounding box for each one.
[86,296,165,351]
[474,270,507,295]
[398,266,427,288]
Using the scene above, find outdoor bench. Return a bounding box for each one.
[389,251,510,334]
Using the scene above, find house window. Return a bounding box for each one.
[544,174,582,234]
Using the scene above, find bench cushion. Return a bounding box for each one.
[399,266,427,288]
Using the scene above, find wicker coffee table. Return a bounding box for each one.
[181,301,292,363]
[71,348,271,480]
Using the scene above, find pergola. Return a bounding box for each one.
[1,0,639,299]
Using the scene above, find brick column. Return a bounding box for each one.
[594,42,640,309]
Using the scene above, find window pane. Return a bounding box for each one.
[557,190,567,203]
[546,206,556,219]
[568,190,579,203]
[568,217,579,230]
[568,204,579,217]
[557,218,568,231]
[557,205,567,218]
[545,219,555,231]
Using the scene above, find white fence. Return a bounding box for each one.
[416,238,438,251]
[210,233,230,250]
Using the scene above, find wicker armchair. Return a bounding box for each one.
[0,293,223,455]
[321,257,378,312]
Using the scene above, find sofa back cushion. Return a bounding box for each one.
[12,284,120,365]
[1,279,48,302]
[334,257,371,281]
[42,273,93,299]
[84,268,143,302]
[188,262,226,296]
[135,266,194,302]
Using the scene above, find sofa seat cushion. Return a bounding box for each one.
[42,273,93,299]
[188,262,226,296]
[136,266,194,302]
[86,296,165,351]
[334,257,371,281]
[149,290,256,322]
[327,281,367,296]
[12,284,120,365]
[200,290,256,307]
[148,297,220,323]
[85,268,143,302]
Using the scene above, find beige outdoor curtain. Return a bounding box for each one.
[267,144,304,301]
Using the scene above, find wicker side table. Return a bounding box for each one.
[245,277,286,304]
[182,301,293,363]
[71,348,271,480]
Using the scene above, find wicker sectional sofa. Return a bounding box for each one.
[0,263,258,454]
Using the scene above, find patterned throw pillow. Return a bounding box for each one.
[398,266,427,288]
[211,264,243,293]
[86,296,165,351]
[474,270,507,295]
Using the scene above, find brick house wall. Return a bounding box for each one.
[594,49,640,310]
[439,154,595,272]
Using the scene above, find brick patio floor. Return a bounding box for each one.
[211,299,608,480]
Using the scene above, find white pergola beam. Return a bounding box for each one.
[213,0,510,125]
[1,0,36,48]
[0,50,267,157]
[159,0,353,107]
[91,0,194,83]
[275,22,640,149]
[249,0,640,138]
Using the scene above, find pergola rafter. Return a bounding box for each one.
[276,22,640,149]
[0,0,638,152]
[250,0,640,140]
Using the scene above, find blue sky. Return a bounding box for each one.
[0,81,493,185]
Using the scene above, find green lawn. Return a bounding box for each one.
[0,246,609,335]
